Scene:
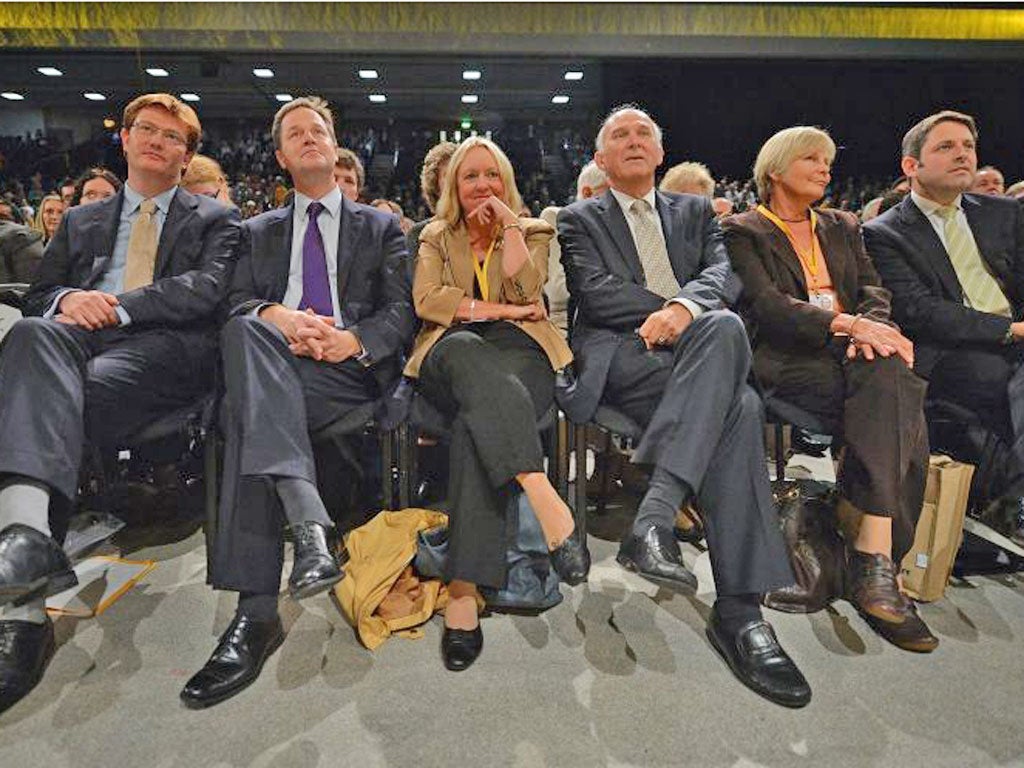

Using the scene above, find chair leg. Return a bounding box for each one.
[573,422,587,538]
[774,422,786,482]
[556,411,570,500]
[381,427,395,510]
[596,430,613,515]
[397,424,414,509]
[203,432,220,550]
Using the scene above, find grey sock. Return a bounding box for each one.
[633,465,690,536]
[0,478,52,537]
[275,477,332,528]
[236,592,279,622]
[0,597,47,624]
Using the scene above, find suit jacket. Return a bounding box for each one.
[555,188,738,421]
[227,194,417,390]
[863,193,1024,377]
[23,187,241,327]
[404,216,571,377]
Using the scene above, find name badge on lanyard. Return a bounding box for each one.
[808,290,837,312]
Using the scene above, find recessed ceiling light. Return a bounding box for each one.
[253,68,274,78]
[368,94,387,103]
[84,92,106,101]
[564,70,584,81]
[461,94,478,104]
[274,93,293,102]
[180,93,200,102]
[463,70,482,80]
[358,69,379,80]
[36,67,62,77]
[552,95,570,104]
[1,92,25,101]
[146,67,169,77]
[460,120,472,130]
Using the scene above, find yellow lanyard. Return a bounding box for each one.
[757,205,821,279]
[472,234,499,301]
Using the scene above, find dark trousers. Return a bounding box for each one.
[0,316,215,508]
[208,315,378,595]
[757,339,929,562]
[418,321,553,589]
[604,310,793,596]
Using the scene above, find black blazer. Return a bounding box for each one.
[23,187,241,328]
[555,188,738,421]
[863,193,1024,377]
[226,195,417,388]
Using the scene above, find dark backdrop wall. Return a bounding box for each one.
[604,58,1024,183]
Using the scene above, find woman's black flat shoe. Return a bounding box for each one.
[441,625,483,671]
[550,533,591,586]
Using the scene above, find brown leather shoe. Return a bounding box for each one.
[848,551,907,625]
[863,602,939,653]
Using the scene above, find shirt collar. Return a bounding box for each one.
[610,186,658,216]
[911,188,962,217]
[294,186,343,220]
[123,183,177,216]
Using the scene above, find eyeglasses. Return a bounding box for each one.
[130,121,188,147]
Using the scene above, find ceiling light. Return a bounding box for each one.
[1,92,25,101]
[552,95,570,104]
[564,70,584,81]
[358,69,379,79]
[461,94,478,104]
[274,93,293,102]
[180,93,200,102]
[368,94,387,103]
[460,120,472,130]
[463,70,481,80]
[146,67,169,77]
[253,68,274,78]
[83,92,106,101]
[37,67,62,77]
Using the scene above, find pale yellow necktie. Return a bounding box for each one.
[629,199,680,299]
[936,205,1011,318]
[123,199,158,291]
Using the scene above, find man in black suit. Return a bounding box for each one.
[181,97,415,708]
[863,110,1024,544]
[0,93,240,713]
[557,106,808,708]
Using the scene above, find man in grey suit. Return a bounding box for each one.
[0,93,240,714]
[557,106,808,708]
[181,97,416,709]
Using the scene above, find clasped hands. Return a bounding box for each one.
[55,290,120,330]
[262,306,361,363]
[843,316,914,368]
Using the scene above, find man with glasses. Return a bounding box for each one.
[0,93,240,714]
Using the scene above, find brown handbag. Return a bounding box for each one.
[762,479,846,613]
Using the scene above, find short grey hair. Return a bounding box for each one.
[595,104,663,152]
[575,161,607,201]
[753,125,836,203]
[901,109,978,161]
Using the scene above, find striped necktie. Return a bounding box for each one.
[936,205,1011,317]
[629,199,680,299]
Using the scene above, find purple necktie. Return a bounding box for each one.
[298,201,334,318]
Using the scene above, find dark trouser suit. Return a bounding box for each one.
[417,321,553,590]
[603,310,793,597]
[209,315,378,595]
[756,338,929,562]
[0,316,215,526]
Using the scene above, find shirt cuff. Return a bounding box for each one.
[355,338,373,368]
[250,302,275,318]
[44,289,78,319]
[114,305,131,326]
[667,297,704,321]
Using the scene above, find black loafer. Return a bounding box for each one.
[0,524,78,606]
[617,524,698,592]
[706,609,811,709]
[0,618,55,714]
[441,625,483,672]
[180,614,284,709]
[288,522,344,600]
[550,532,591,586]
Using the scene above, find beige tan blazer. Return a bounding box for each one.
[404,217,573,377]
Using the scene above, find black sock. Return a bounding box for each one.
[237,592,279,622]
[633,465,692,536]
[714,593,763,634]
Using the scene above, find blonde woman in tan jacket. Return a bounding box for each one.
[406,137,589,671]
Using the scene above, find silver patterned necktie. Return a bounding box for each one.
[936,205,1011,317]
[629,199,680,299]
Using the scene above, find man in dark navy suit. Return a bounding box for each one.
[0,93,240,713]
[181,97,415,709]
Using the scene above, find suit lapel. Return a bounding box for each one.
[899,197,963,300]
[267,204,293,302]
[154,187,196,277]
[963,194,1009,286]
[757,209,808,294]
[814,213,856,310]
[83,192,124,288]
[335,196,362,309]
[597,190,645,284]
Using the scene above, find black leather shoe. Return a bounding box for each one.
[550,532,591,586]
[288,522,344,600]
[0,618,55,714]
[441,625,483,672]
[0,524,78,606]
[617,525,698,592]
[180,614,284,709]
[706,609,811,708]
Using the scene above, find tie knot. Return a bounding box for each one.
[139,199,156,216]
[630,199,652,217]
[937,205,959,221]
[307,201,324,220]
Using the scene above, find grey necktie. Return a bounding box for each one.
[629,199,680,299]
[936,205,1011,317]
